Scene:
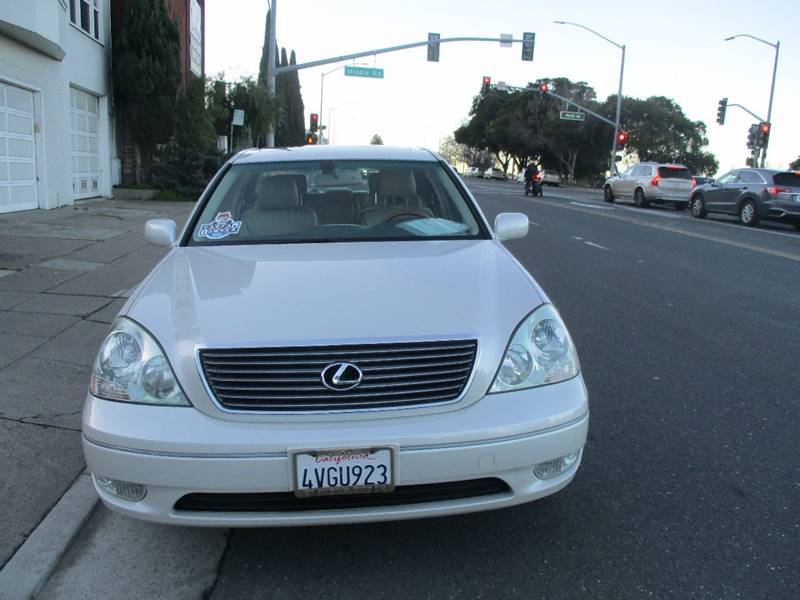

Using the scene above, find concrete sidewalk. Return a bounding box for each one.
[0,198,193,571]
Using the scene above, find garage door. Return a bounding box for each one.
[0,82,38,213]
[70,87,100,199]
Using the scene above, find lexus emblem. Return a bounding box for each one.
[321,362,363,391]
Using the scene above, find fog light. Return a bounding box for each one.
[95,475,147,501]
[533,451,580,480]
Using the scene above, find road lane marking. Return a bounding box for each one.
[572,236,584,240]
[508,196,800,263]
[570,202,614,210]
[584,241,611,251]
[528,220,539,226]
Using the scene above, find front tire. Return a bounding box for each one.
[634,188,649,208]
[604,186,615,203]
[739,200,759,226]
[690,195,707,218]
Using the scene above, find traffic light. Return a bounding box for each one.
[539,82,549,95]
[747,124,758,149]
[309,113,319,133]
[427,32,440,62]
[745,157,755,167]
[521,32,535,62]
[716,98,728,125]
[616,130,629,148]
[482,76,491,91]
[305,132,318,145]
[757,122,771,148]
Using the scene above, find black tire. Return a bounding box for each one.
[634,188,649,208]
[739,199,760,226]
[604,186,615,203]
[690,195,707,218]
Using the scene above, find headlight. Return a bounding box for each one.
[89,318,189,406]
[489,304,580,393]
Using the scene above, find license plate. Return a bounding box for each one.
[293,448,394,497]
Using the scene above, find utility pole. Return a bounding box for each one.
[265,0,277,147]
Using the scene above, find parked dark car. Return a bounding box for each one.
[689,169,800,229]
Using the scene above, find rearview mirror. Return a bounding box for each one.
[145,219,177,247]
[494,213,529,241]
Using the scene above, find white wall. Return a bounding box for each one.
[0,0,113,210]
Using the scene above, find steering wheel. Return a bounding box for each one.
[383,209,430,223]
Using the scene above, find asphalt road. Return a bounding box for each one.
[204,181,799,599]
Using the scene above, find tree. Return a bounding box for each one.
[153,77,222,200]
[789,156,800,170]
[274,47,290,146]
[370,134,384,145]
[206,73,232,138]
[286,51,306,146]
[257,10,273,89]
[605,95,719,175]
[228,77,273,150]
[113,0,181,183]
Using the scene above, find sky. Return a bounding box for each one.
[206,0,799,174]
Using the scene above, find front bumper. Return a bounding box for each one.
[83,376,589,527]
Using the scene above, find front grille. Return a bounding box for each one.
[199,339,478,412]
[174,478,510,512]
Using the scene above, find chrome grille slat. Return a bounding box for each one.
[201,351,474,367]
[200,343,476,359]
[214,375,468,393]
[199,340,477,412]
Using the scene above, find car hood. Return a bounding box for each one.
[126,240,546,417]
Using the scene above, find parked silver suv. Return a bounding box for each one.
[604,162,693,210]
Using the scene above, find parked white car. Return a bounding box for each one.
[483,168,507,180]
[465,166,482,178]
[540,170,561,186]
[83,146,588,526]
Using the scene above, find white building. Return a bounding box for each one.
[0,0,115,213]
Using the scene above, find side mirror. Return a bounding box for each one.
[145,219,177,247]
[494,213,529,241]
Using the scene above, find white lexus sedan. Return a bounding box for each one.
[83,146,589,526]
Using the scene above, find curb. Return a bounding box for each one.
[0,473,98,600]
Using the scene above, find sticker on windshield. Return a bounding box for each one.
[197,211,242,240]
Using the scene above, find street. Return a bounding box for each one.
[16,181,797,599]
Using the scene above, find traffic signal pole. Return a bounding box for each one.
[554,21,625,176]
[609,44,625,177]
[265,0,278,148]
[264,26,533,147]
[725,34,780,168]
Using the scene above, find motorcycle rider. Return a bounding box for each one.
[524,161,542,196]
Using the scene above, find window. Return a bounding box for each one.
[717,172,739,185]
[773,173,800,187]
[188,160,487,246]
[656,166,692,180]
[70,0,101,41]
[738,172,760,184]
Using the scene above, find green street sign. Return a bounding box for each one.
[560,110,586,122]
[344,65,384,79]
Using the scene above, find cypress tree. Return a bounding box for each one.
[287,51,306,146]
[113,0,181,182]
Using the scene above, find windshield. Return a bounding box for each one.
[188,160,486,245]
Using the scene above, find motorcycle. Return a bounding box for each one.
[524,174,543,197]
